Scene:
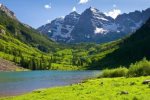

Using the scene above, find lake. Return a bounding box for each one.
[0,70,100,97]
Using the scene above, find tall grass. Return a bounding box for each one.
[101,67,128,78]
[101,58,150,78]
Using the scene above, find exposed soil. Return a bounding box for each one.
[0,58,26,71]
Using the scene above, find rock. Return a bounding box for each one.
[142,80,150,84]
[120,91,129,95]
[0,4,17,20]
[0,29,6,35]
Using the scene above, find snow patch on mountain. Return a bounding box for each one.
[105,9,121,19]
[90,7,97,13]
[95,27,108,34]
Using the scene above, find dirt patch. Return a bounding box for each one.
[0,58,27,71]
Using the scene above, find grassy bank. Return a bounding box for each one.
[1,76,150,100]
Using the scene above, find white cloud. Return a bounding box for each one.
[44,4,51,9]
[72,6,77,12]
[105,9,121,19]
[79,0,89,4]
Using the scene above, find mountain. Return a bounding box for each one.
[38,11,80,42]
[115,8,150,34]
[71,7,119,43]
[89,17,150,69]
[38,7,150,43]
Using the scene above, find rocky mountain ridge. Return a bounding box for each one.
[38,7,150,43]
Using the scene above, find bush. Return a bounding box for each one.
[100,58,150,78]
[101,67,128,78]
[128,58,150,77]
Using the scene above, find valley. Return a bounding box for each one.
[0,4,150,71]
[0,1,150,100]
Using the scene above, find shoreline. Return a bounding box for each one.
[0,78,90,98]
[0,71,100,98]
[1,76,150,100]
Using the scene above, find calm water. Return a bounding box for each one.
[0,70,100,97]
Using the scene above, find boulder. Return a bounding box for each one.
[142,80,150,84]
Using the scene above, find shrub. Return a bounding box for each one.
[101,67,128,78]
[128,58,150,77]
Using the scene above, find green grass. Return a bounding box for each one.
[1,76,150,100]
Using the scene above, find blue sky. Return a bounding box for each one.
[0,0,150,28]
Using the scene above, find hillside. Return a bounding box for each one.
[0,24,53,70]
[89,18,150,69]
[0,4,62,53]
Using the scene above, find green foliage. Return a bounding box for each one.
[128,58,150,77]
[101,67,128,78]
[101,58,150,78]
[0,33,52,70]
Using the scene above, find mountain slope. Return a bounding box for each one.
[71,7,121,43]
[0,4,17,20]
[0,24,54,70]
[38,11,80,42]
[0,4,60,52]
[89,18,150,69]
